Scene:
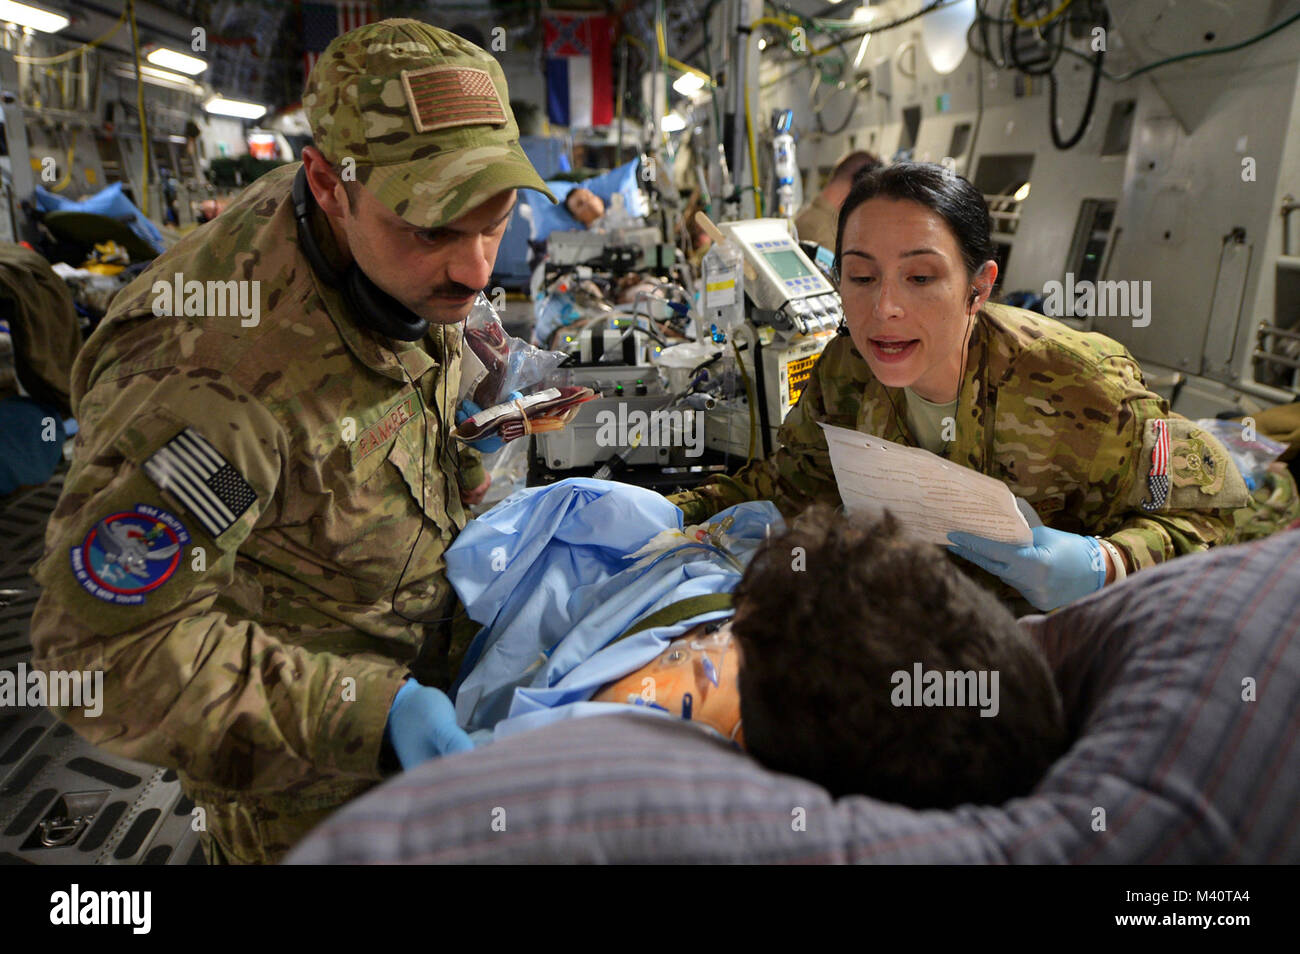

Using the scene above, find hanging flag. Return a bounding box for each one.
[301,1,379,83]
[543,13,614,128]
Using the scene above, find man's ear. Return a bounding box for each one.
[301,145,349,219]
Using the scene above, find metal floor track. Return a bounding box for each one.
[0,473,204,865]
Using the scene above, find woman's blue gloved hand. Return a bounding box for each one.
[946,525,1107,612]
[455,391,524,454]
[384,678,474,769]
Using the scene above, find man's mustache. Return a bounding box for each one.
[432,283,482,298]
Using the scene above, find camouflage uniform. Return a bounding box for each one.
[670,303,1253,604]
[793,192,839,252]
[27,20,553,864]
[1232,402,1300,539]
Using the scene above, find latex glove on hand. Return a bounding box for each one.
[456,399,503,453]
[455,391,524,454]
[384,678,474,769]
[946,525,1107,612]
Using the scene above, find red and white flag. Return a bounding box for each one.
[302,1,379,81]
[543,14,614,128]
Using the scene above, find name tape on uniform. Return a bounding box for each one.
[144,428,257,539]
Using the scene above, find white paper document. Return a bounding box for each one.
[819,423,1033,546]
[457,344,490,405]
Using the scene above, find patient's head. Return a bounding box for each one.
[564,187,605,226]
[592,622,743,744]
[731,506,1067,808]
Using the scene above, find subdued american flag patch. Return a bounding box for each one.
[400,66,506,132]
[144,428,258,539]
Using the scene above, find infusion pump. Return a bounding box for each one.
[718,218,842,335]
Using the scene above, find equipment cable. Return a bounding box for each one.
[127,0,149,215]
[14,5,127,64]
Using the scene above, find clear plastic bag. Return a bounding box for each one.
[533,289,582,349]
[1195,418,1288,490]
[459,293,569,408]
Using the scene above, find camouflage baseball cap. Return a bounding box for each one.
[303,18,555,228]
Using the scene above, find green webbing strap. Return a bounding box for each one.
[609,592,735,647]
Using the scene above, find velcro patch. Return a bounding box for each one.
[1129,417,1249,513]
[401,66,506,133]
[354,392,419,463]
[1170,433,1226,495]
[70,504,190,605]
[143,428,257,539]
[1140,418,1171,511]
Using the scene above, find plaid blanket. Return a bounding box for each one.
[288,529,1300,864]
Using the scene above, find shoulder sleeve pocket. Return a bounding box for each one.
[32,407,274,637]
[1125,417,1249,512]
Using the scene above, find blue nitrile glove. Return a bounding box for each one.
[946,525,1107,612]
[455,390,524,454]
[384,678,474,769]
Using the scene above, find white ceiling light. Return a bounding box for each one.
[146,46,208,76]
[204,95,267,120]
[660,112,686,133]
[853,33,872,70]
[672,71,705,97]
[851,4,876,71]
[114,63,203,94]
[921,0,976,75]
[0,0,69,33]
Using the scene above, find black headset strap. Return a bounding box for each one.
[291,164,429,343]
[292,165,344,284]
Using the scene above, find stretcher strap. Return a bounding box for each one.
[608,592,735,647]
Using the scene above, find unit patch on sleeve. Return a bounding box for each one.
[143,427,257,539]
[70,505,191,605]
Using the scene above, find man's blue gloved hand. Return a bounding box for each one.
[946,525,1107,612]
[455,390,523,454]
[384,678,474,769]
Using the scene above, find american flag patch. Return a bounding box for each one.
[144,428,258,539]
[1141,419,1171,511]
[400,66,506,133]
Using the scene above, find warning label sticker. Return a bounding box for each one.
[785,355,817,407]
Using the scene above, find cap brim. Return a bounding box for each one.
[358,141,556,229]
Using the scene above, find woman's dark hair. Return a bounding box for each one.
[731,506,1066,807]
[834,161,995,280]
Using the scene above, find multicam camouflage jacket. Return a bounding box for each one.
[670,303,1258,582]
[28,162,484,863]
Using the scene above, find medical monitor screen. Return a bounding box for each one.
[763,248,812,280]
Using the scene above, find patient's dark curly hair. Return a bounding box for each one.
[731,506,1066,808]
